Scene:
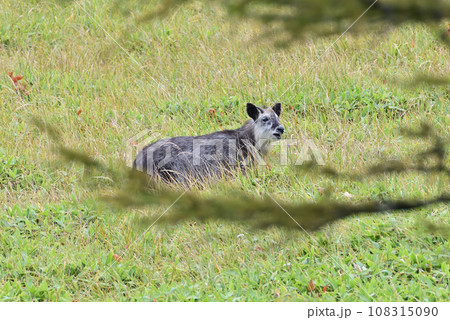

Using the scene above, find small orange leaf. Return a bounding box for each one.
[12,75,23,83]
[76,109,82,116]
[322,285,328,293]
[307,279,315,292]
[8,72,31,96]
[208,108,216,117]
[112,254,122,262]
[8,72,24,86]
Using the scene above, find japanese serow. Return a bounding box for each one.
[133,103,284,185]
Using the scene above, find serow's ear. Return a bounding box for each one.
[272,103,281,117]
[246,103,261,121]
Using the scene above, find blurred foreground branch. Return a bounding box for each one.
[35,119,449,232]
[55,0,450,42]
[138,0,450,39]
[300,123,449,179]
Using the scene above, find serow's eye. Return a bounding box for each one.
[261,117,269,122]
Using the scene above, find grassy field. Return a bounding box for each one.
[0,0,449,301]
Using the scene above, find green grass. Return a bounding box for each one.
[0,0,448,301]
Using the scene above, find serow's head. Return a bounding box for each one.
[246,102,284,141]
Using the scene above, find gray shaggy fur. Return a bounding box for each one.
[133,103,284,185]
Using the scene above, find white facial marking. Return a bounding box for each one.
[253,109,282,154]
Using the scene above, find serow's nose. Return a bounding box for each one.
[276,126,285,134]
